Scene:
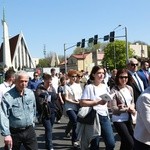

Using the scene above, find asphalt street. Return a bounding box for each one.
[0,116,121,150]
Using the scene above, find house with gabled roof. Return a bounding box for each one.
[65,50,104,73]
[67,52,92,72]
[0,11,35,71]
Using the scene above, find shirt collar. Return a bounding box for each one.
[3,82,12,88]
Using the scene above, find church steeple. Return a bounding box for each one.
[2,7,12,68]
[3,7,5,22]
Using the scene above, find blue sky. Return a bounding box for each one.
[0,0,150,59]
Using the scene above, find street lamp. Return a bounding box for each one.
[113,25,121,31]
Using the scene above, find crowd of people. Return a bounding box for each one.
[0,57,150,150]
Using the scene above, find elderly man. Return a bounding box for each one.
[0,70,38,150]
[127,58,144,103]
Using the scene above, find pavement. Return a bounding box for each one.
[0,116,121,150]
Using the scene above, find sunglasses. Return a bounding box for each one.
[34,75,38,77]
[77,75,83,78]
[131,63,138,66]
[72,76,77,78]
[119,76,128,79]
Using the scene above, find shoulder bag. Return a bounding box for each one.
[77,85,96,125]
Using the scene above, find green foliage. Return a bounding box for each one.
[36,58,50,67]
[102,40,134,70]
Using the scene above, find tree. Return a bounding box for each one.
[102,40,134,70]
[36,58,50,67]
[36,50,64,68]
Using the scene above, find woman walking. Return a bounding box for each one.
[79,66,115,150]
[36,73,57,150]
[110,68,136,150]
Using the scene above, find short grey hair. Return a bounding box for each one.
[127,58,138,65]
[15,70,29,80]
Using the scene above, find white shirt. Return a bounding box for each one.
[111,88,132,122]
[51,76,59,93]
[129,71,144,92]
[134,87,150,145]
[64,82,82,111]
[81,83,109,116]
[0,82,14,103]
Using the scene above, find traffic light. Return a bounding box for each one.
[88,37,93,43]
[76,42,81,47]
[94,35,98,45]
[104,35,109,41]
[81,39,85,48]
[109,31,115,42]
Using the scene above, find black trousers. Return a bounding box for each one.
[113,121,134,150]
[10,125,38,150]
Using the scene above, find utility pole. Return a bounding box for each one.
[64,44,67,73]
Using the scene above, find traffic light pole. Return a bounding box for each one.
[110,26,128,64]
[64,43,76,74]
[125,27,128,63]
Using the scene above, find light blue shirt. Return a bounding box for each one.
[0,87,36,136]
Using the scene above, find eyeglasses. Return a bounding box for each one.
[131,63,138,66]
[119,76,128,79]
[34,75,38,77]
[71,76,77,78]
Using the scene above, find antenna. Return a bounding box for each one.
[43,44,46,58]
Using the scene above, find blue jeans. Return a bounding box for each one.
[42,112,56,149]
[66,110,78,143]
[90,115,115,150]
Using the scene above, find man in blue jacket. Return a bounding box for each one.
[137,61,149,89]
[0,70,38,150]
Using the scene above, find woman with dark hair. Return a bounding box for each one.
[79,65,115,150]
[110,68,136,150]
[36,73,57,150]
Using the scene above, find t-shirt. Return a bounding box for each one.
[64,82,82,111]
[81,83,109,116]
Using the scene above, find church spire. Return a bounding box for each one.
[3,7,5,22]
[2,8,12,68]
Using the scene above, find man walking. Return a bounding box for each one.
[0,70,38,150]
[127,58,144,103]
[0,69,15,103]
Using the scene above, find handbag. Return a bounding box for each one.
[77,107,96,125]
